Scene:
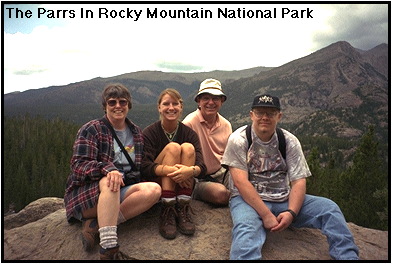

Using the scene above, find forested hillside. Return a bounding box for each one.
[3,115,388,230]
[3,116,80,213]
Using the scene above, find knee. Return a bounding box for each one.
[213,186,230,206]
[321,197,341,212]
[99,177,111,193]
[143,182,162,201]
[180,142,195,157]
[165,142,182,157]
[98,177,120,199]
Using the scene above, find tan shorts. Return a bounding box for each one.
[192,167,229,200]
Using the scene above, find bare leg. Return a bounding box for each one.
[97,177,120,227]
[198,182,230,206]
[180,143,196,166]
[120,182,161,220]
[155,142,182,191]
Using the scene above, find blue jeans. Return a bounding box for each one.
[229,194,359,260]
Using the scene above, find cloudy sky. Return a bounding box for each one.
[3,2,389,94]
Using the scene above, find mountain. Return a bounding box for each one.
[221,41,388,141]
[3,41,388,142]
[3,66,271,127]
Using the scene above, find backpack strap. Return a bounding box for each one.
[276,127,286,160]
[246,124,252,149]
[245,124,286,160]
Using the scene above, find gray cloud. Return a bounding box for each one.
[156,61,203,72]
[13,68,47,75]
[312,4,388,51]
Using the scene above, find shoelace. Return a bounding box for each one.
[178,204,195,222]
[162,205,177,225]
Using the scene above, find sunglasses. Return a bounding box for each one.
[107,99,128,107]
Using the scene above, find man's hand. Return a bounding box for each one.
[270,211,294,232]
[261,212,280,231]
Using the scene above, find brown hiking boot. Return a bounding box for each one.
[159,200,177,239]
[100,245,132,260]
[81,218,99,252]
[176,199,195,235]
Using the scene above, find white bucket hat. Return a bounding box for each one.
[195,78,227,102]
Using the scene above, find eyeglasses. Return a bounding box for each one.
[107,99,128,107]
[252,110,278,118]
[200,95,222,102]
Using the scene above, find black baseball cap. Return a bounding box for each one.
[251,94,281,110]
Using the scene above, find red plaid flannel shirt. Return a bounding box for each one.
[64,116,143,222]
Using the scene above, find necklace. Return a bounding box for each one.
[162,122,179,142]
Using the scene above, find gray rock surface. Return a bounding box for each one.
[3,197,389,260]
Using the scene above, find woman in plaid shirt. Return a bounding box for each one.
[64,84,161,260]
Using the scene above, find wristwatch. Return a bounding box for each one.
[283,209,297,220]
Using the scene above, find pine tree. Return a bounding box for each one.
[337,126,388,230]
[306,147,322,195]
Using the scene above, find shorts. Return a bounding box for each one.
[120,184,134,202]
[74,184,135,221]
[192,167,229,200]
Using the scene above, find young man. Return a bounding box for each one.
[222,94,359,260]
[183,78,232,206]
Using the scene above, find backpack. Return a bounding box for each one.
[245,125,286,160]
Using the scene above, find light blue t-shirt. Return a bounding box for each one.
[114,127,135,173]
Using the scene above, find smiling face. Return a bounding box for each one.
[158,92,183,122]
[105,97,130,124]
[197,93,224,119]
[250,107,282,141]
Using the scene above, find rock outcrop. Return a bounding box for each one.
[3,197,389,261]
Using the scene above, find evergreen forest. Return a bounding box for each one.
[3,115,389,230]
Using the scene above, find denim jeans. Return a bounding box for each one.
[229,194,359,260]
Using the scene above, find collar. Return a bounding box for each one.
[196,109,220,128]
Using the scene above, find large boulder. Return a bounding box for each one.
[3,197,389,260]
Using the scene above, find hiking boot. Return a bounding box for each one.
[81,218,99,252]
[159,200,177,239]
[176,199,195,235]
[100,245,131,260]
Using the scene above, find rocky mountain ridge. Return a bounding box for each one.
[223,41,388,139]
[3,197,389,261]
[3,41,388,142]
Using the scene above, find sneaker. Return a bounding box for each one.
[81,218,99,252]
[100,245,132,260]
[176,199,195,235]
[159,200,177,239]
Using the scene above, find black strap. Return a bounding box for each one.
[275,127,286,160]
[246,124,286,160]
[221,168,229,185]
[100,117,138,171]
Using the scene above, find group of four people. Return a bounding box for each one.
[64,79,359,260]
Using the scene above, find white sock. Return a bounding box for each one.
[177,195,191,203]
[161,197,176,204]
[99,226,118,249]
